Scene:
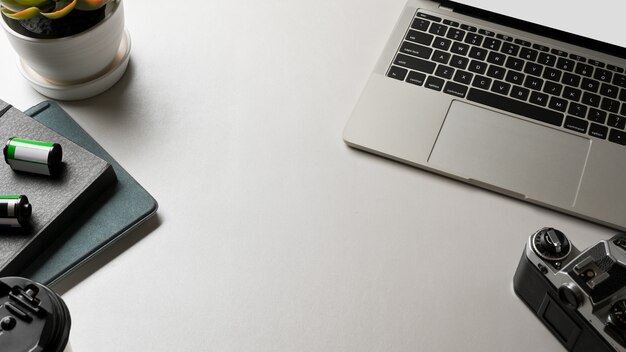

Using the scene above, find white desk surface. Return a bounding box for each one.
[0,1,618,351]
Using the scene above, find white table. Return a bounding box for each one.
[0,1,617,351]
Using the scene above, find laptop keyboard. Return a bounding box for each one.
[387,12,626,146]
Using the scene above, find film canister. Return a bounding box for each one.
[0,277,71,352]
[0,195,32,228]
[3,137,63,176]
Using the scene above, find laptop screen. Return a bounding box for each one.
[452,0,625,49]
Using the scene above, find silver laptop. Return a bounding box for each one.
[344,0,626,230]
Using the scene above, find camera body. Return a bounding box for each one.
[514,228,626,352]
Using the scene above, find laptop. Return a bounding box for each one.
[343,0,626,230]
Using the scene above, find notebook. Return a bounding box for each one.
[20,101,158,285]
[0,100,116,276]
[343,0,626,230]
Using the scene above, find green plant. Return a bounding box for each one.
[1,0,111,20]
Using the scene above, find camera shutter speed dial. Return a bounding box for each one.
[531,228,572,261]
[610,300,626,330]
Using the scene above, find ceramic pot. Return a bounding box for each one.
[1,0,125,84]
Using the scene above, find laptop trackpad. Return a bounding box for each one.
[428,101,591,206]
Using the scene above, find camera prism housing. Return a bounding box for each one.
[514,228,626,352]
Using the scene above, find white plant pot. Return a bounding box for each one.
[1,0,129,100]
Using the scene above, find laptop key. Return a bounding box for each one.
[496,34,513,42]
[487,52,506,66]
[551,49,568,57]
[417,13,441,22]
[400,42,433,59]
[519,48,538,62]
[601,98,620,113]
[524,62,543,76]
[532,44,550,52]
[393,54,436,74]
[505,57,524,71]
[564,116,588,133]
[581,78,600,93]
[514,39,531,47]
[529,91,549,106]
[460,24,477,32]
[543,81,563,96]
[588,108,607,124]
[600,83,619,99]
[589,123,608,139]
[406,71,426,86]
[446,28,466,41]
[387,66,408,81]
[478,29,495,37]
[562,72,580,87]
[491,80,511,95]
[411,18,431,31]
[608,114,626,129]
[450,55,469,70]
[467,88,564,126]
[472,75,492,90]
[614,74,626,88]
[443,81,468,98]
[563,87,582,102]
[568,103,587,118]
[570,54,587,62]
[609,129,626,145]
[406,30,434,46]
[543,67,562,82]
[468,60,487,74]
[501,42,520,56]
[620,88,626,102]
[432,50,451,64]
[425,76,445,91]
[432,37,452,51]
[443,19,459,27]
[468,46,488,61]
[549,96,568,112]
[608,64,625,73]
[465,33,484,46]
[453,70,474,85]
[510,86,530,101]
[594,68,613,83]
[487,65,505,79]
[450,42,470,56]
[589,59,606,68]
[575,63,593,77]
[505,71,525,85]
[435,65,455,79]
[581,92,601,107]
[429,23,448,36]
[483,38,502,51]
[524,76,544,90]
[556,58,575,72]
[538,53,557,67]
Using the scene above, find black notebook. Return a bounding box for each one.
[0,100,116,276]
[20,101,158,285]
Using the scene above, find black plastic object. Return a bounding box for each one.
[0,277,70,352]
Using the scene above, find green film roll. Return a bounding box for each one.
[0,195,32,228]
[3,137,63,176]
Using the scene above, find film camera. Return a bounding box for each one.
[514,228,626,351]
[0,277,71,351]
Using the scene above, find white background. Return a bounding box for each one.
[0,0,619,351]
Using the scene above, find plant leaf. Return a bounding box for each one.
[1,6,41,20]
[40,0,75,19]
[75,0,109,11]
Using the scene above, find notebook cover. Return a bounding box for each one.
[0,100,116,276]
[20,101,158,285]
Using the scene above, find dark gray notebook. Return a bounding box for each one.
[0,100,116,276]
[20,101,158,285]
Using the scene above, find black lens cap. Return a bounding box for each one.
[0,277,71,352]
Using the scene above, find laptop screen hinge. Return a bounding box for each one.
[438,4,454,12]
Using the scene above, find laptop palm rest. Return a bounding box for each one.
[428,101,591,207]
